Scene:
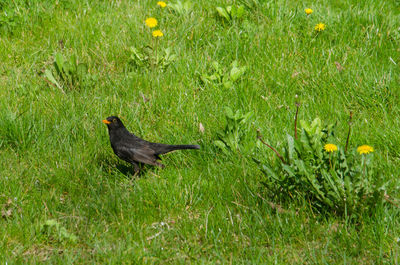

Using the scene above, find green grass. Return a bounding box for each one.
[1,0,400,263]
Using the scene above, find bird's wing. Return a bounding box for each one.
[117,144,158,165]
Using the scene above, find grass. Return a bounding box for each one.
[1,0,400,263]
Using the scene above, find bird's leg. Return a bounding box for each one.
[132,162,140,175]
[155,161,165,169]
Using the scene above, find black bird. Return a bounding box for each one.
[102,116,200,174]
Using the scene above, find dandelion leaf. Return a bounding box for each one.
[44,69,61,89]
[216,7,230,21]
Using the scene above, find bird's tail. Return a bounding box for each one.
[168,144,200,151]
[158,144,200,154]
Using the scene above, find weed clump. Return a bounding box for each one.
[214,106,255,155]
[256,104,386,219]
[44,53,94,92]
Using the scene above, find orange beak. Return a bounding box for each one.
[102,119,111,124]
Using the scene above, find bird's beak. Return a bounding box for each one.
[102,119,111,124]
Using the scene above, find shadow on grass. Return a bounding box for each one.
[115,163,151,178]
[97,152,157,179]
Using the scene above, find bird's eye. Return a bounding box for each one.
[113,118,117,123]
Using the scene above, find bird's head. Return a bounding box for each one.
[102,116,125,130]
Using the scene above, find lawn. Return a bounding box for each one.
[1,0,400,263]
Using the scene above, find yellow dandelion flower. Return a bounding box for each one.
[305,8,313,15]
[315,23,326,32]
[157,1,167,8]
[357,145,374,155]
[324,144,338,153]
[152,30,163,38]
[145,17,158,28]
